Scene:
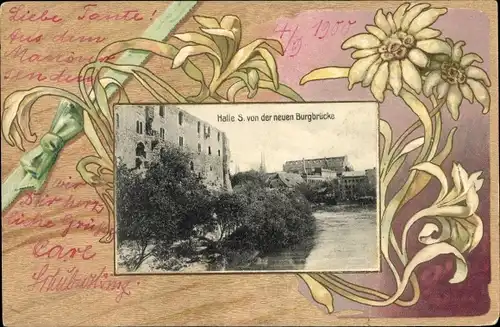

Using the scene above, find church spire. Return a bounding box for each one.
[259,151,267,173]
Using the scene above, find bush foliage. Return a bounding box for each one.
[116,146,316,271]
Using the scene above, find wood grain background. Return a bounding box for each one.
[1,1,498,326]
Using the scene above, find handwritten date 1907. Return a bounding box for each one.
[274,18,357,57]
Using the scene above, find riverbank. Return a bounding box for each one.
[311,202,376,212]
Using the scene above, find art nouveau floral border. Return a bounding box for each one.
[1,2,493,317]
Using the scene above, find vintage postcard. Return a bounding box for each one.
[1,1,498,326]
[114,102,379,273]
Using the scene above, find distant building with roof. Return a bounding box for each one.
[266,172,305,189]
[282,156,354,184]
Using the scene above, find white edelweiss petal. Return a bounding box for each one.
[401,59,422,93]
[460,53,484,67]
[374,9,392,35]
[393,3,410,29]
[459,83,474,103]
[451,41,466,62]
[352,48,379,59]
[466,66,492,86]
[408,48,429,67]
[342,33,381,49]
[362,58,383,87]
[370,61,389,102]
[387,13,397,33]
[436,81,449,99]
[446,84,463,120]
[414,28,441,40]
[365,25,387,41]
[445,37,454,47]
[348,54,380,89]
[467,79,491,114]
[417,39,452,55]
[389,60,402,95]
[423,70,442,97]
[407,8,447,34]
[400,3,430,32]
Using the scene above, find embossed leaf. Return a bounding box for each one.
[400,127,457,206]
[2,87,89,151]
[299,274,334,313]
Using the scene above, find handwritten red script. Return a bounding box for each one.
[273,18,357,57]
[3,3,155,86]
[29,264,139,303]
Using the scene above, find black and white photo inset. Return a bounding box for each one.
[114,102,379,274]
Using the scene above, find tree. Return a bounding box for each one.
[116,145,213,271]
[230,170,267,188]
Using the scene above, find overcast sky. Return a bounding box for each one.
[179,102,378,173]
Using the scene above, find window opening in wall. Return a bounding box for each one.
[136,121,140,133]
[151,140,159,151]
[116,113,119,128]
[159,105,165,117]
[217,132,220,142]
[210,166,213,171]
[136,142,146,158]
[198,143,201,153]
[197,121,201,134]
[179,136,184,147]
[208,146,211,155]
[135,158,142,169]
[218,149,221,157]
[190,161,194,171]
[160,128,165,140]
[178,112,183,125]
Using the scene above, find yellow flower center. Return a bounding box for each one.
[441,61,467,84]
[378,32,415,62]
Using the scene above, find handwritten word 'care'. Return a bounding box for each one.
[33,239,96,261]
[274,18,357,57]
[29,264,138,303]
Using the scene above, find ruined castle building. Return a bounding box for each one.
[115,104,232,191]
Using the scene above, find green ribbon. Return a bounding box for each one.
[19,100,83,183]
[1,0,198,212]
[1,101,83,211]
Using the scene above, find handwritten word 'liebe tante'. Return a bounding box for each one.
[29,264,138,303]
[8,4,146,23]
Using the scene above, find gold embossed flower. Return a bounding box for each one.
[342,3,450,101]
[423,39,491,120]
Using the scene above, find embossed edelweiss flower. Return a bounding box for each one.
[423,39,491,120]
[342,3,450,101]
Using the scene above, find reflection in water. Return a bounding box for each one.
[227,208,378,271]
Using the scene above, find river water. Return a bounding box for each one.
[236,207,379,271]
